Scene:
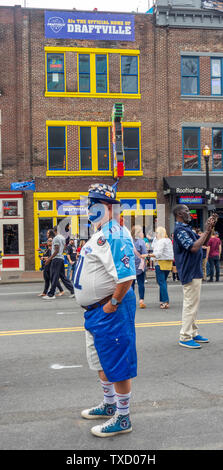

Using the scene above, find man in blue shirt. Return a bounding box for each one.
[173,205,217,349]
[74,183,137,437]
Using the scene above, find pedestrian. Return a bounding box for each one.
[66,237,77,283]
[147,231,155,270]
[43,226,75,300]
[173,204,217,349]
[149,227,174,309]
[131,225,148,308]
[207,230,222,282]
[74,183,137,437]
[38,230,64,297]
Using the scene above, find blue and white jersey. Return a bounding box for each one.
[74,219,136,306]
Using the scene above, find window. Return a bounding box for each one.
[124,128,139,170]
[96,55,107,93]
[48,127,66,170]
[182,128,200,170]
[121,56,138,94]
[3,224,19,255]
[79,55,90,92]
[45,47,140,98]
[46,121,142,176]
[211,59,222,95]
[181,57,199,95]
[80,127,91,170]
[97,127,109,170]
[47,54,64,92]
[212,129,223,170]
[39,218,53,246]
[3,201,18,217]
[38,200,53,211]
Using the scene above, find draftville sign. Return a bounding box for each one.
[45,11,135,41]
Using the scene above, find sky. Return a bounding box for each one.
[1,0,154,13]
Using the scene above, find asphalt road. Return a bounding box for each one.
[0,279,223,454]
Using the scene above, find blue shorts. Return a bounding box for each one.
[84,288,137,383]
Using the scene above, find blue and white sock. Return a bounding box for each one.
[100,379,116,405]
[116,392,131,415]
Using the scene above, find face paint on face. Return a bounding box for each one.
[88,199,105,223]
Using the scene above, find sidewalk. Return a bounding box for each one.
[0,270,43,284]
[0,263,223,284]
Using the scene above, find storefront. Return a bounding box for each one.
[33,191,157,270]
[0,191,24,270]
[163,175,223,236]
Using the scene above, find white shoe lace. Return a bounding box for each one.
[101,412,119,430]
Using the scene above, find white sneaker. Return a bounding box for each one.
[69,293,75,298]
[42,295,56,300]
[91,412,132,437]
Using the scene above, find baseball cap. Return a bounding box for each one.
[88,183,120,205]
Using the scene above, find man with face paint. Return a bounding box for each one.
[173,204,218,349]
[74,183,137,437]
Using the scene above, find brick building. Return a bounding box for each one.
[1,1,223,271]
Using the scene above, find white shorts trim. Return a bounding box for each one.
[85,330,103,371]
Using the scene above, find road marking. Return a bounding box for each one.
[0,291,40,296]
[50,364,83,369]
[56,312,74,315]
[0,318,223,337]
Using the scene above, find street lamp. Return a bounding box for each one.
[202,145,211,194]
[202,145,218,216]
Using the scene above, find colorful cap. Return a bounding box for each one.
[88,183,120,204]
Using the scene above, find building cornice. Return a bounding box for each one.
[155,5,223,29]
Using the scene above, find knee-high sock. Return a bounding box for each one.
[100,379,116,404]
[116,392,131,415]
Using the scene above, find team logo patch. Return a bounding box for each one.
[120,417,129,429]
[47,17,65,33]
[82,246,92,255]
[121,254,130,268]
[97,236,106,246]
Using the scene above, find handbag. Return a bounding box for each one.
[158,260,173,271]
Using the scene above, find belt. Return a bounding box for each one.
[81,295,112,311]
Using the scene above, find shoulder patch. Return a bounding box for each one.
[121,254,130,268]
[97,236,106,246]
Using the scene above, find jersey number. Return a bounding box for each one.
[74,255,84,290]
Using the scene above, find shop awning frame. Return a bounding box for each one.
[163,175,223,195]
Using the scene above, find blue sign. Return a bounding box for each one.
[57,200,87,216]
[45,11,135,41]
[11,180,35,191]
[178,196,204,205]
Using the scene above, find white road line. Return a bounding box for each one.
[0,291,40,295]
[56,311,74,315]
[50,364,83,370]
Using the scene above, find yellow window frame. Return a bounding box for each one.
[45,52,66,94]
[120,55,140,95]
[45,47,140,99]
[46,120,142,176]
[78,122,111,173]
[77,52,109,94]
[46,124,68,172]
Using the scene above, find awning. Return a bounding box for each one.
[163,175,223,195]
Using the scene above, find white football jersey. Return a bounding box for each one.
[74,219,136,307]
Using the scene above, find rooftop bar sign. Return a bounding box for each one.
[45,11,135,41]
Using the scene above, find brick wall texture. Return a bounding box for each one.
[1,6,223,268]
